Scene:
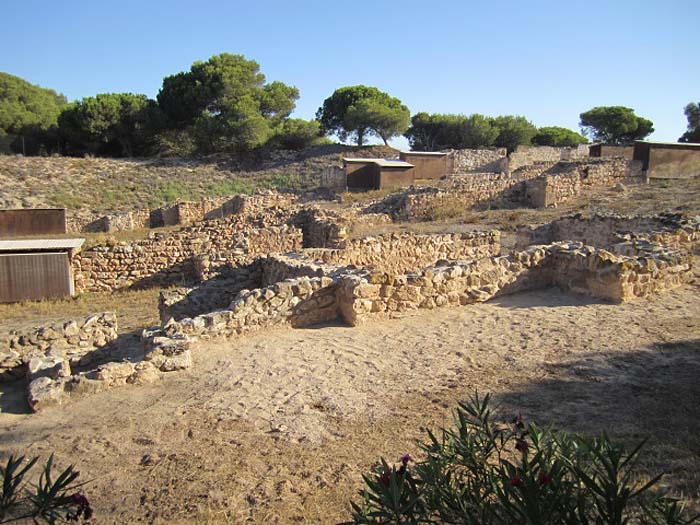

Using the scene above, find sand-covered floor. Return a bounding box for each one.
[1,285,699,524]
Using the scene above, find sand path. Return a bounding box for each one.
[1,286,698,523]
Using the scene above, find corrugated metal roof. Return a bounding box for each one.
[0,208,67,212]
[342,158,414,168]
[372,159,414,168]
[0,238,84,253]
[400,151,448,156]
[343,157,387,163]
[636,140,700,148]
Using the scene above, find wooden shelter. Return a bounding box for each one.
[0,208,67,238]
[633,141,700,179]
[343,158,415,190]
[399,151,453,180]
[0,238,84,303]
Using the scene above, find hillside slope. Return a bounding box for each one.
[0,145,397,215]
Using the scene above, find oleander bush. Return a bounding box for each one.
[0,454,92,524]
[345,392,699,525]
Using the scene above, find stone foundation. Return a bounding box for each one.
[1,312,118,382]
[516,212,700,253]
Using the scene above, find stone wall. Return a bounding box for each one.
[516,212,700,253]
[387,170,544,220]
[524,158,644,208]
[165,274,340,340]
[451,148,507,173]
[159,262,264,323]
[549,243,692,302]
[336,242,693,325]
[507,145,590,172]
[71,191,299,233]
[1,312,118,382]
[303,231,501,273]
[81,209,151,233]
[73,217,303,292]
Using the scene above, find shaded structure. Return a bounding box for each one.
[633,141,700,179]
[589,144,634,159]
[399,151,454,180]
[0,238,84,303]
[343,158,415,190]
[0,208,67,238]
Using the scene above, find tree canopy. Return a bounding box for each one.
[157,53,299,152]
[404,113,537,151]
[679,102,700,143]
[579,106,653,145]
[316,85,410,146]
[492,115,538,152]
[532,126,588,147]
[0,72,67,154]
[59,93,163,157]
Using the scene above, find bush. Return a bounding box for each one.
[268,119,325,150]
[0,454,92,523]
[345,392,699,524]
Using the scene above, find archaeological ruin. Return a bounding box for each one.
[1,143,699,412]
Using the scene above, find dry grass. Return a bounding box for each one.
[338,188,399,206]
[0,288,162,336]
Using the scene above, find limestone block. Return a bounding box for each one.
[94,361,136,386]
[27,377,67,412]
[27,356,71,381]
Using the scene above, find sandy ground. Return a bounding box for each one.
[1,283,699,524]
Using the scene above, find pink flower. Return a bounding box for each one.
[509,475,523,487]
[538,471,551,486]
[400,453,413,466]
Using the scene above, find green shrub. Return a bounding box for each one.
[345,392,699,525]
[0,454,92,523]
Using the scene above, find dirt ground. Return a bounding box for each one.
[1,282,699,524]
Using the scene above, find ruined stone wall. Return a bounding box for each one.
[336,242,693,325]
[524,158,644,208]
[507,145,590,172]
[451,148,507,173]
[302,231,500,273]
[516,212,700,252]
[550,244,692,302]
[73,215,303,292]
[159,263,264,323]
[508,146,563,172]
[1,312,118,382]
[168,274,340,340]
[392,170,544,220]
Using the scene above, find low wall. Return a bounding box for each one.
[336,242,693,325]
[508,145,590,172]
[525,158,643,208]
[451,148,507,173]
[390,170,544,220]
[82,209,151,233]
[516,212,700,253]
[159,262,264,323]
[302,231,500,273]
[550,244,692,302]
[168,274,340,340]
[1,312,118,382]
[73,219,303,292]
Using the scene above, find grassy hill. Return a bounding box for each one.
[0,144,397,215]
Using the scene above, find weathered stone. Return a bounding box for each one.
[27,377,67,412]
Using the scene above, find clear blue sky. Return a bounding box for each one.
[3,0,698,148]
